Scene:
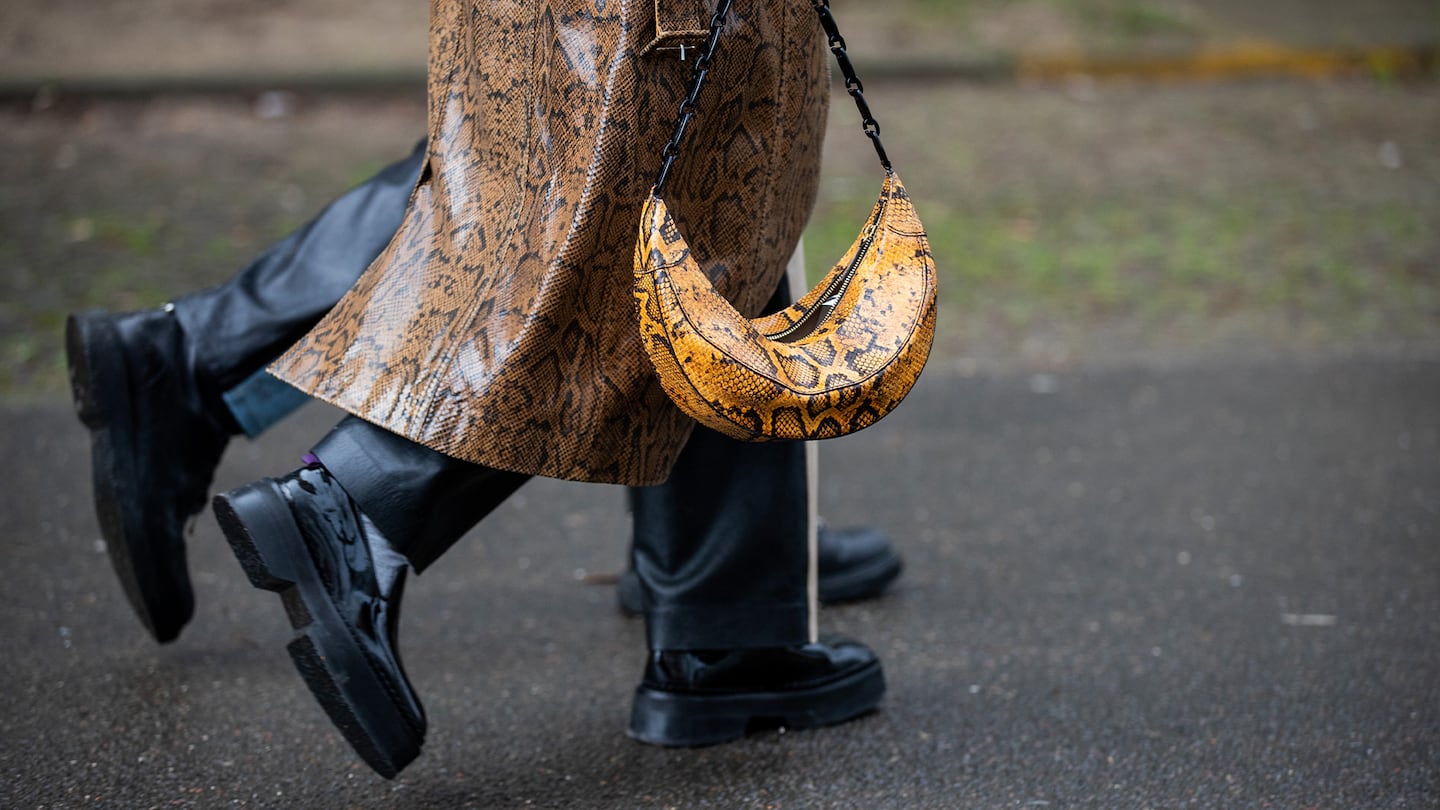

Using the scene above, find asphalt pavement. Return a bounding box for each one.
[2,347,1437,808]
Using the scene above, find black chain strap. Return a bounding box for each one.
[813,0,891,172]
[653,0,891,195]
[653,0,734,193]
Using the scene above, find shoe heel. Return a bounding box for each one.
[286,632,417,780]
[213,484,299,592]
[65,312,113,429]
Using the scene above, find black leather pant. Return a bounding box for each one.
[173,140,430,412]
[172,141,811,651]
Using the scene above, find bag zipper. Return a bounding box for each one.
[766,195,887,344]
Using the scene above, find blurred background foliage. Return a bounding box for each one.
[806,78,1437,364]
[0,0,1436,395]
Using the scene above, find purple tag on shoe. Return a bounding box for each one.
[301,452,320,467]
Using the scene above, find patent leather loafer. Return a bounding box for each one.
[617,523,902,615]
[628,634,885,747]
[213,464,424,779]
[65,308,232,643]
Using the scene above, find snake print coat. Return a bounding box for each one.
[270,0,829,484]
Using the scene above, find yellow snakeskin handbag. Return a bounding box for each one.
[633,0,937,442]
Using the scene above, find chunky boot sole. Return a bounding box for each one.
[628,659,885,747]
[66,312,193,643]
[213,483,423,779]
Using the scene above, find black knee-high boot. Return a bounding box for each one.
[212,417,528,779]
[66,141,424,643]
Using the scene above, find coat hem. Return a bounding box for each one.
[267,362,681,487]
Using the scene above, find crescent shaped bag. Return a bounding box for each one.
[633,0,938,441]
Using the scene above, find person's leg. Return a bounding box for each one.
[616,521,902,615]
[626,427,886,747]
[617,243,902,616]
[175,139,428,431]
[213,416,528,778]
[213,416,886,774]
[624,278,887,747]
[66,141,425,643]
[630,428,812,650]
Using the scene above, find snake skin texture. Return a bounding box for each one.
[634,171,937,441]
[269,0,828,485]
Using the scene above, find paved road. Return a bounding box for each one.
[2,349,1437,808]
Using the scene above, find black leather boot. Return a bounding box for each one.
[65,307,234,643]
[64,142,424,644]
[623,423,887,747]
[213,418,528,778]
[616,522,902,616]
[213,463,423,779]
[628,635,886,747]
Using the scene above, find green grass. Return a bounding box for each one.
[807,188,1438,352]
[3,81,1437,399]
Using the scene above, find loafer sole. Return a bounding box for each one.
[66,312,192,643]
[627,658,885,747]
[213,482,423,779]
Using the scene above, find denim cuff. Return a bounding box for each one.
[221,367,310,438]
